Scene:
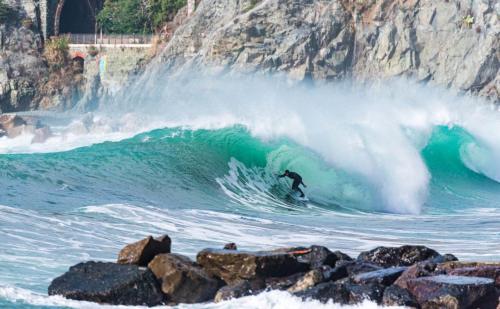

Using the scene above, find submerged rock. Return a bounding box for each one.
[48,261,164,306]
[352,267,407,286]
[358,245,441,267]
[196,248,309,284]
[406,275,498,309]
[382,285,419,307]
[223,243,237,250]
[117,235,171,266]
[148,253,219,304]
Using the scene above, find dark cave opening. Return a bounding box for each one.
[59,0,95,34]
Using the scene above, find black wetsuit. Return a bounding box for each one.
[279,171,306,197]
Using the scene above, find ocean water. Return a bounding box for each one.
[1,74,499,308]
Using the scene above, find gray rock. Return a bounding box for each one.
[48,261,165,306]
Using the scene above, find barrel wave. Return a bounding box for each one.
[1,74,500,308]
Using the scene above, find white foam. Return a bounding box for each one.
[0,285,401,309]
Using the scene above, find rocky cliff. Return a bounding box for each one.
[0,2,90,113]
[0,19,45,112]
[158,0,499,102]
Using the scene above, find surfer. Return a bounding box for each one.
[278,170,306,197]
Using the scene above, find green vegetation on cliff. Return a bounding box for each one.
[97,0,186,34]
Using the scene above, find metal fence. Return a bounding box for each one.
[66,33,154,45]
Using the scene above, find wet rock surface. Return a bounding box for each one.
[50,236,500,307]
[357,245,441,267]
[352,266,407,286]
[196,248,309,284]
[48,262,164,306]
[117,235,171,266]
[406,275,498,309]
[148,253,219,303]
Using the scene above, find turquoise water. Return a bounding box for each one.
[1,76,500,308]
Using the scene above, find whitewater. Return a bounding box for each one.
[1,72,500,308]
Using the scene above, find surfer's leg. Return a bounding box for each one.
[292,180,304,197]
[297,187,305,198]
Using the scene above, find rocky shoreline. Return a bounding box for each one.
[49,235,500,308]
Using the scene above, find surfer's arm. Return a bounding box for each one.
[278,174,286,178]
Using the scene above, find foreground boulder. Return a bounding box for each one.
[406,275,498,308]
[48,262,164,306]
[196,248,309,284]
[117,235,171,266]
[148,253,219,304]
[358,245,441,267]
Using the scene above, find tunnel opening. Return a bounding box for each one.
[58,0,95,34]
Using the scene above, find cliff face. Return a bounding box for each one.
[0,23,45,112]
[158,0,499,102]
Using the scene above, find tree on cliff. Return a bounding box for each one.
[97,0,186,34]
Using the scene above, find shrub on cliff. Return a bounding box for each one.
[97,0,186,34]
[43,36,70,71]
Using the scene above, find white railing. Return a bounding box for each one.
[65,33,154,45]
